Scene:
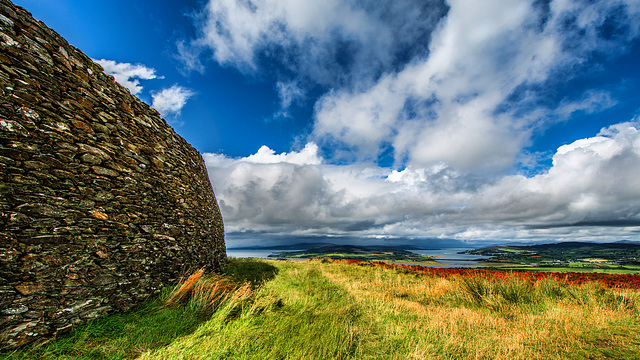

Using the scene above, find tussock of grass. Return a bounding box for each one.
[165,267,238,312]
[4,259,640,359]
[165,267,206,306]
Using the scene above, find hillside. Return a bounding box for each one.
[465,242,640,272]
[5,258,640,359]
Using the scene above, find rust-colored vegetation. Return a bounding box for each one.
[165,267,252,313]
[328,258,640,289]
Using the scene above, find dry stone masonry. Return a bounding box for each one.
[0,0,226,348]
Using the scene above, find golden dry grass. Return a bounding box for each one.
[319,260,640,359]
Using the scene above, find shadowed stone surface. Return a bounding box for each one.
[0,0,226,348]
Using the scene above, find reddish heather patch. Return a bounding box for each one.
[324,258,640,289]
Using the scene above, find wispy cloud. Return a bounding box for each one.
[272,80,305,119]
[176,40,205,74]
[555,91,618,119]
[94,59,160,95]
[151,85,196,118]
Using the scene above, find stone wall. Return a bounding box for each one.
[0,0,226,348]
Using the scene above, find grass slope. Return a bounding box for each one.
[4,258,640,359]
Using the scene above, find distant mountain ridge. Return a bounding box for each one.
[471,241,640,252]
[227,242,434,251]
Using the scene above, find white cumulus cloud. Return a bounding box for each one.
[151,85,196,118]
[204,121,640,243]
[94,59,159,95]
[473,120,640,228]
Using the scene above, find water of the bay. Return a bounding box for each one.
[399,248,493,268]
[225,249,294,259]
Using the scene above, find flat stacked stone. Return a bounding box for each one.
[0,0,226,348]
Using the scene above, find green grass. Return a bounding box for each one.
[496,247,527,253]
[0,289,208,360]
[3,259,640,359]
[142,263,362,360]
[221,257,279,285]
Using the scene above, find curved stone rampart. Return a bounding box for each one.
[0,0,226,348]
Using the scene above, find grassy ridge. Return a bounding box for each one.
[3,258,640,359]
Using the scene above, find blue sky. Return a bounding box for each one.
[15,0,640,247]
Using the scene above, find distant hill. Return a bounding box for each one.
[464,242,640,267]
[266,244,436,264]
[228,242,433,251]
[227,242,337,250]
